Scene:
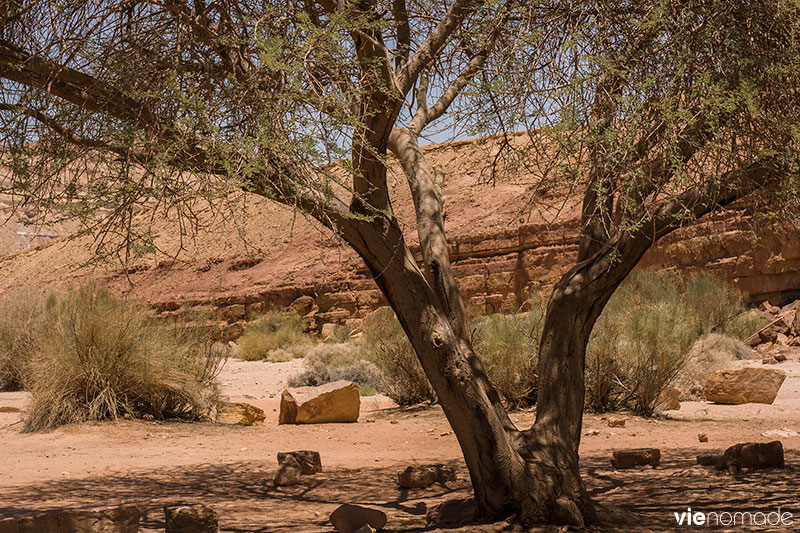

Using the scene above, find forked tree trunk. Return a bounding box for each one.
[338,214,599,526]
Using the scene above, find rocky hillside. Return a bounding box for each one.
[1,134,799,336]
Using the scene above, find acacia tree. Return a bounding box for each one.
[1,0,799,528]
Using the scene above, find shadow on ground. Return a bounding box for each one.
[1,450,798,532]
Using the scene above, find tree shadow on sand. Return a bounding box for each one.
[1,450,798,531]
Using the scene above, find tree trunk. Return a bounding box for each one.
[338,214,597,526]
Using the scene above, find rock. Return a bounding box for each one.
[277,451,322,475]
[607,417,626,428]
[329,504,387,533]
[0,406,21,413]
[698,433,708,443]
[704,367,786,404]
[397,465,456,489]
[762,357,779,365]
[279,381,360,424]
[718,441,784,473]
[611,448,661,469]
[425,498,479,528]
[762,301,780,314]
[164,504,219,533]
[585,429,600,436]
[777,333,790,345]
[289,295,315,316]
[774,352,788,362]
[273,456,302,486]
[697,453,722,467]
[656,387,681,410]
[0,505,140,533]
[320,323,337,339]
[215,402,266,426]
[793,307,800,335]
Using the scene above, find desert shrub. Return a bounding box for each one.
[23,284,225,431]
[361,307,435,406]
[723,309,772,340]
[0,290,54,391]
[674,333,755,399]
[237,310,311,361]
[287,343,381,394]
[323,324,352,344]
[586,270,747,415]
[472,302,544,408]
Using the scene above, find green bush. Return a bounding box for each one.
[0,290,53,391]
[724,309,772,340]
[586,270,747,415]
[361,307,435,406]
[472,302,544,408]
[287,343,381,394]
[237,310,310,361]
[23,284,225,431]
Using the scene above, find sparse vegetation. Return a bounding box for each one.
[237,311,310,361]
[287,343,381,395]
[361,307,435,406]
[472,302,545,408]
[0,290,53,391]
[586,270,749,415]
[22,284,225,432]
[675,333,755,399]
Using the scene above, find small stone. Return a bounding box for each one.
[273,456,302,486]
[698,433,708,443]
[0,505,140,533]
[389,420,399,425]
[164,504,219,533]
[215,402,266,426]
[656,387,681,410]
[277,451,322,475]
[611,448,661,469]
[774,352,788,362]
[585,429,600,436]
[397,465,456,489]
[762,357,779,365]
[329,504,387,533]
[718,441,785,473]
[608,418,626,428]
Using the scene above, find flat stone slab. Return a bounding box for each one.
[279,380,360,424]
[0,505,140,533]
[704,367,786,404]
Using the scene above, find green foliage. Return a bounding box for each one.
[360,307,435,406]
[23,284,225,432]
[586,270,747,416]
[472,301,545,409]
[0,290,53,391]
[237,311,310,361]
[723,309,772,340]
[287,343,380,395]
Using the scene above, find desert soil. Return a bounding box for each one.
[2,356,800,532]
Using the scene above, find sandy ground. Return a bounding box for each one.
[2,356,800,532]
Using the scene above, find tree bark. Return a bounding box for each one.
[338,209,597,526]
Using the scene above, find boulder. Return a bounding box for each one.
[329,504,387,533]
[704,367,786,404]
[656,387,681,410]
[215,402,266,426]
[698,433,708,443]
[0,505,140,533]
[273,456,302,486]
[397,465,456,489]
[277,451,322,475]
[425,498,479,528]
[164,504,219,533]
[718,441,784,473]
[611,448,661,469]
[279,381,360,424]
[607,417,626,428]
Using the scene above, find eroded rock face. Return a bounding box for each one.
[0,505,140,533]
[704,367,786,404]
[215,401,266,426]
[279,381,359,424]
[164,504,219,533]
[718,441,785,473]
[329,504,387,533]
[611,448,661,469]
